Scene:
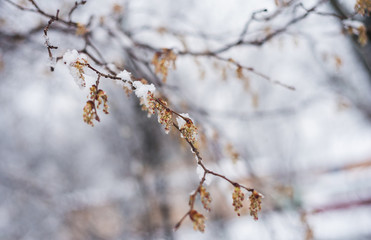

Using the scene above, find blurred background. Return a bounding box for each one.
[1,0,371,239]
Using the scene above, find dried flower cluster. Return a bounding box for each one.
[236,65,249,82]
[136,87,173,133]
[132,79,156,116]
[156,99,173,134]
[83,84,109,126]
[178,117,198,145]
[355,0,371,16]
[343,21,368,46]
[249,190,263,220]
[146,96,156,116]
[90,85,109,114]
[200,186,212,211]
[14,0,361,235]
[232,186,245,216]
[83,100,98,126]
[76,23,88,35]
[139,92,156,117]
[130,79,198,140]
[62,55,261,232]
[357,25,368,46]
[189,210,206,232]
[63,49,88,89]
[152,48,177,83]
[74,59,87,85]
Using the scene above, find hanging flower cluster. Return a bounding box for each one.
[200,186,212,211]
[143,92,157,117]
[119,70,199,139]
[249,190,263,220]
[82,83,109,126]
[232,186,245,216]
[189,210,206,232]
[156,98,173,134]
[133,80,156,114]
[90,84,109,114]
[83,100,98,126]
[152,48,177,83]
[63,59,260,233]
[176,114,198,145]
[356,25,368,46]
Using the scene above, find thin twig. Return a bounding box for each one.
[68,0,87,21]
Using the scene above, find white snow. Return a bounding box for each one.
[63,49,88,89]
[132,81,156,108]
[117,69,132,82]
[63,49,80,66]
[116,70,133,89]
[342,19,364,29]
[197,165,204,180]
[133,81,156,98]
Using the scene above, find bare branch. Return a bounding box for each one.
[68,0,87,21]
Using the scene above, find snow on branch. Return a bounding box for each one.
[6,0,368,233]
